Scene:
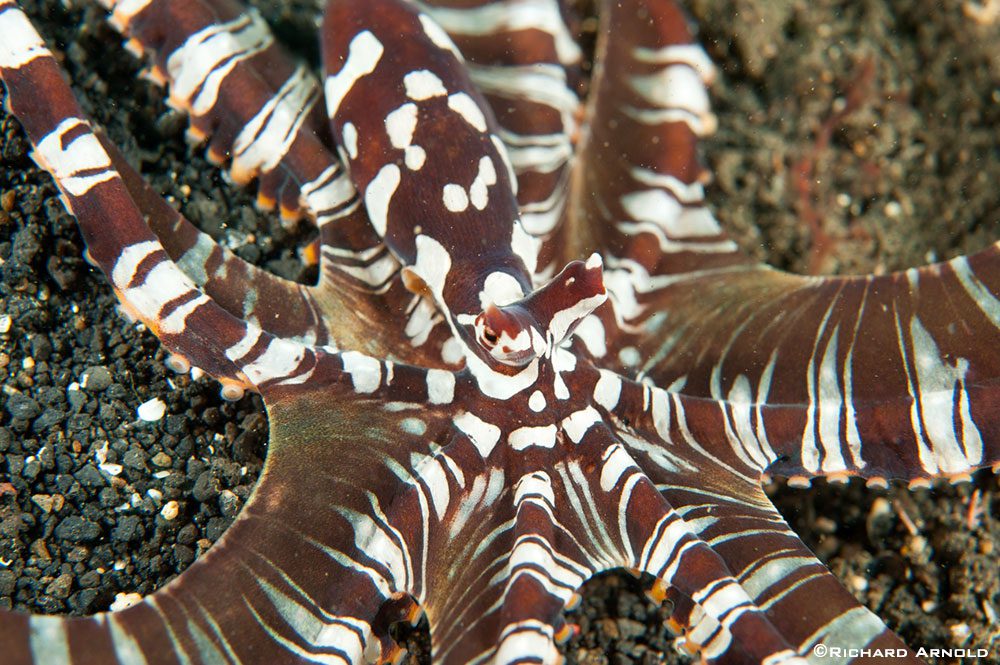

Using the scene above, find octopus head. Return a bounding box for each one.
[473,253,608,367]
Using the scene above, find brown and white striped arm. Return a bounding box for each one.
[561,0,747,276]
[97,0,462,366]
[604,254,1000,486]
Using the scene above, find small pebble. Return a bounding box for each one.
[137,398,166,422]
[218,489,241,519]
[80,366,112,392]
[66,383,87,409]
[949,622,971,644]
[616,618,645,640]
[814,516,837,534]
[45,573,74,599]
[5,392,41,420]
[30,539,52,562]
[99,462,123,477]
[599,618,619,639]
[122,448,147,470]
[30,494,54,513]
[160,500,179,521]
[109,592,143,612]
[55,515,101,543]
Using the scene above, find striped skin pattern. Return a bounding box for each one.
[0,0,998,663]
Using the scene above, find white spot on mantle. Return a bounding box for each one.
[443,183,469,212]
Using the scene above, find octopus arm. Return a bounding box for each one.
[610,257,1000,485]
[0,374,462,664]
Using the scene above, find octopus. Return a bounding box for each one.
[0,0,998,663]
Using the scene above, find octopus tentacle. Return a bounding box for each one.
[101,135,331,345]
[0,365,462,664]
[555,0,756,369]
[563,0,745,276]
[102,0,332,221]
[1,14,436,400]
[1,6,259,392]
[559,425,803,664]
[414,460,586,664]
[657,483,921,663]
[107,131,458,366]
[413,429,615,663]
[609,253,1000,485]
[79,0,464,365]
[566,0,1000,487]
[612,388,919,661]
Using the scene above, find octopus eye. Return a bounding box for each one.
[481,326,499,347]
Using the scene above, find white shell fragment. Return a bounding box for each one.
[160,500,179,521]
[109,592,144,612]
[137,397,167,422]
